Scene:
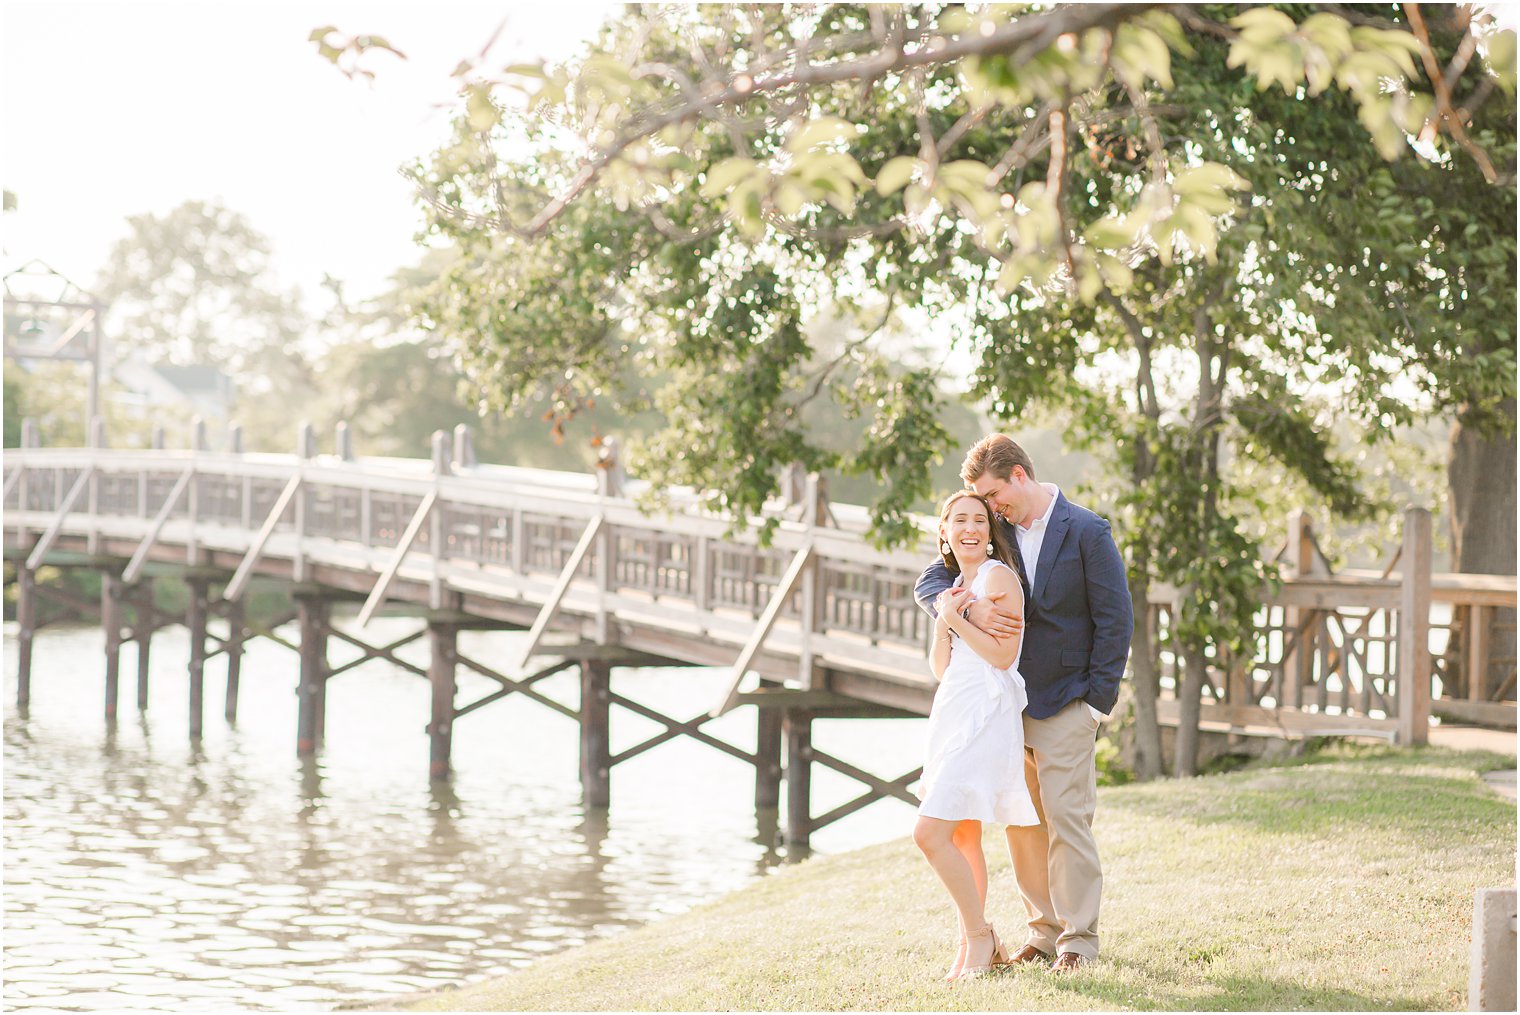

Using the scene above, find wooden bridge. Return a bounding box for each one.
[4,422,1515,848]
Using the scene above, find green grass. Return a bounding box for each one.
[395,746,1515,1011]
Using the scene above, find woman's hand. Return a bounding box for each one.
[935,587,971,626]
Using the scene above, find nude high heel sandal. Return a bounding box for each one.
[942,935,968,981]
[955,923,1008,979]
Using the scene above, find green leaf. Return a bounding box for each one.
[309,25,337,43]
[465,84,500,132]
[1230,8,1297,45]
[700,157,758,198]
[1487,30,1517,94]
[875,155,919,196]
[1174,162,1250,196]
[996,256,1029,293]
[501,63,548,80]
[787,116,857,152]
[1084,214,1137,249]
[775,181,806,217]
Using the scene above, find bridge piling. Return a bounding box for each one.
[101,571,124,719]
[133,583,154,711]
[15,562,36,709]
[784,707,813,852]
[186,577,209,739]
[579,660,611,808]
[296,596,330,756]
[755,680,783,811]
[224,597,246,723]
[427,621,458,780]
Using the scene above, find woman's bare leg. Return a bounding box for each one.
[941,821,986,979]
[915,816,993,972]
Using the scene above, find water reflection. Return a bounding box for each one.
[5,620,923,1010]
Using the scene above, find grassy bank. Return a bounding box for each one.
[401,746,1514,1012]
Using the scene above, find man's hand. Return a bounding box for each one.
[968,592,1023,639]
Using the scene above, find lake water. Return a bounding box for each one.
[3,619,926,1011]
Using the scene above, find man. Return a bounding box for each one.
[914,434,1132,972]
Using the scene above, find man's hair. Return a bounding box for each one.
[961,433,1037,485]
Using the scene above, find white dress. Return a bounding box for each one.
[917,559,1039,826]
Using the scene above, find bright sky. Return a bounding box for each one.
[1,0,617,307]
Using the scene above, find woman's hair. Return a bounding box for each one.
[937,490,1018,576]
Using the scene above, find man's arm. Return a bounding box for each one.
[1082,516,1133,716]
[914,558,956,619]
[916,557,1022,638]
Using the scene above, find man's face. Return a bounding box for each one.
[970,469,1025,524]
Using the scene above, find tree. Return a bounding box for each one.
[96,200,319,448]
[329,3,1516,776]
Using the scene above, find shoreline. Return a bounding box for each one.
[349,743,1515,1013]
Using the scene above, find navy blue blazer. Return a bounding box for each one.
[915,491,1133,720]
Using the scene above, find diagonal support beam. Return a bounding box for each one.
[26,466,96,569]
[223,473,302,601]
[454,656,579,720]
[2,465,23,502]
[811,747,923,807]
[516,513,604,669]
[122,468,195,583]
[41,307,96,357]
[356,490,437,627]
[610,691,758,767]
[244,623,300,655]
[325,628,429,679]
[710,539,814,718]
[810,766,923,833]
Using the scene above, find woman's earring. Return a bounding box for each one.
[987,542,994,554]
[940,539,951,555]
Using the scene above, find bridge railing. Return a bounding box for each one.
[2,447,935,689]
[5,443,1514,734]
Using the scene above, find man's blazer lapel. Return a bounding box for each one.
[1033,492,1073,603]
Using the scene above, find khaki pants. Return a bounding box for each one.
[1004,698,1102,959]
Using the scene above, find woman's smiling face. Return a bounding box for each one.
[940,493,992,565]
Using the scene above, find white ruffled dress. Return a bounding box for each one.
[917,559,1039,826]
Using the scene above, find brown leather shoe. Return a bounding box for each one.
[1050,952,1090,973]
[1008,944,1053,965]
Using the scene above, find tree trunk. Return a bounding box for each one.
[1175,647,1207,777]
[1128,565,1165,779]
[1448,397,1517,700]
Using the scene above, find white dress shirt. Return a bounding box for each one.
[1016,483,1107,723]
[1014,482,1060,589]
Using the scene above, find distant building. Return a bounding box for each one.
[111,358,235,431]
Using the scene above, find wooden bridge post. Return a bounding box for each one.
[784,707,814,851]
[336,421,354,462]
[430,431,450,609]
[452,424,475,469]
[1398,508,1432,746]
[755,679,783,811]
[224,596,246,723]
[186,576,210,739]
[134,583,154,711]
[296,594,330,756]
[87,417,105,556]
[15,561,36,709]
[579,659,612,807]
[101,570,125,720]
[187,418,206,567]
[427,620,458,780]
[294,423,315,583]
[1282,510,1313,709]
[1468,604,1491,703]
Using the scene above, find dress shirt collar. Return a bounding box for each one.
[1022,483,1060,532]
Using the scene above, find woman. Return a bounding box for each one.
[913,490,1038,981]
